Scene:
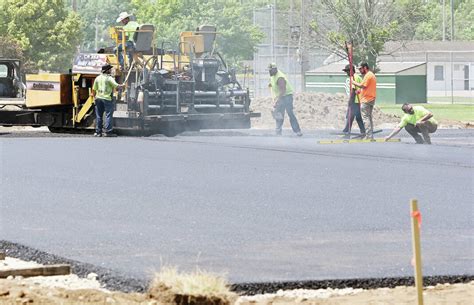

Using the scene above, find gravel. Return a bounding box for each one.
[0,240,148,293]
[2,240,472,295]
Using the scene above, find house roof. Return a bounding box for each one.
[306,62,426,75]
[383,41,474,53]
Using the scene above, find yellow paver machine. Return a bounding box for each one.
[0,25,259,136]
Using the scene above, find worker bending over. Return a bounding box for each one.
[385,103,438,144]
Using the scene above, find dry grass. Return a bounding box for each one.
[148,267,237,305]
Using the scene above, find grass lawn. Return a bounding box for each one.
[378,104,474,122]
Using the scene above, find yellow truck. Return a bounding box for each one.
[0,25,259,136]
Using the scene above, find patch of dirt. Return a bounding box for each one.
[236,281,474,304]
[250,93,468,130]
[0,278,472,305]
[0,257,473,304]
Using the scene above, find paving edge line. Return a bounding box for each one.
[1,240,473,295]
[0,240,148,293]
[231,275,474,295]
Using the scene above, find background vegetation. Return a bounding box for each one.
[0,0,472,72]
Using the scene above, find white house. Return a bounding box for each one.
[380,41,474,100]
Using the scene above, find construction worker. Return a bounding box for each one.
[268,63,303,136]
[352,62,376,140]
[385,103,438,144]
[91,64,124,137]
[116,12,139,69]
[342,64,365,136]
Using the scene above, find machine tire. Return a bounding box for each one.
[48,126,62,133]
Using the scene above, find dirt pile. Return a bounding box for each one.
[250,92,400,130]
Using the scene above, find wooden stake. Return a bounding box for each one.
[0,251,5,260]
[410,199,424,305]
[0,264,71,278]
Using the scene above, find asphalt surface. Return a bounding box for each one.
[0,128,473,283]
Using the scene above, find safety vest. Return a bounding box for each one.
[345,74,363,103]
[270,70,293,97]
[93,74,119,101]
[123,21,139,42]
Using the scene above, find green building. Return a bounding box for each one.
[305,62,427,104]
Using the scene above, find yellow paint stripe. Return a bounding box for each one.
[318,138,401,144]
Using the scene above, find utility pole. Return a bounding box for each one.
[300,0,306,92]
[450,0,454,41]
[288,0,293,85]
[442,0,446,41]
[94,14,99,51]
[270,1,275,63]
[72,0,77,12]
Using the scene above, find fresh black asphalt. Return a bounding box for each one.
[1,129,473,284]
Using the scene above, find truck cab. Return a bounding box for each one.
[0,59,26,105]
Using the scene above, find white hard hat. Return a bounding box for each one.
[116,12,132,23]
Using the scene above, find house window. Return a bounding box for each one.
[434,65,444,81]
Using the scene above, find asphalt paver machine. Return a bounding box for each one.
[0,25,259,136]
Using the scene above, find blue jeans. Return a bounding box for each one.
[343,102,365,134]
[274,94,301,133]
[117,41,135,67]
[95,98,114,134]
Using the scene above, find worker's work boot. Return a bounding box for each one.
[422,133,431,144]
[419,124,432,144]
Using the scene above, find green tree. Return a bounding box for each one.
[414,0,474,40]
[73,0,132,51]
[131,0,263,64]
[454,0,474,40]
[309,0,427,69]
[0,0,83,72]
[0,35,24,60]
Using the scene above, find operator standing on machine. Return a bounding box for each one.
[116,12,139,69]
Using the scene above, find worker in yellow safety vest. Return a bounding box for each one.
[116,12,140,69]
[342,64,365,136]
[268,63,302,136]
[385,103,438,144]
[91,64,124,137]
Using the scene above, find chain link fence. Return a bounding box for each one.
[250,6,328,98]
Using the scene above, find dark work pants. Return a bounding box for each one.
[343,102,365,134]
[405,121,437,144]
[117,41,135,68]
[95,98,115,134]
[275,94,301,133]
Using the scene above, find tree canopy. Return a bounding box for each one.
[131,0,263,64]
[307,0,472,69]
[0,0,83,72]
[0,0,471,73]
[72,0,132,51]
[414,0,474,41]
[308,0,427,69]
